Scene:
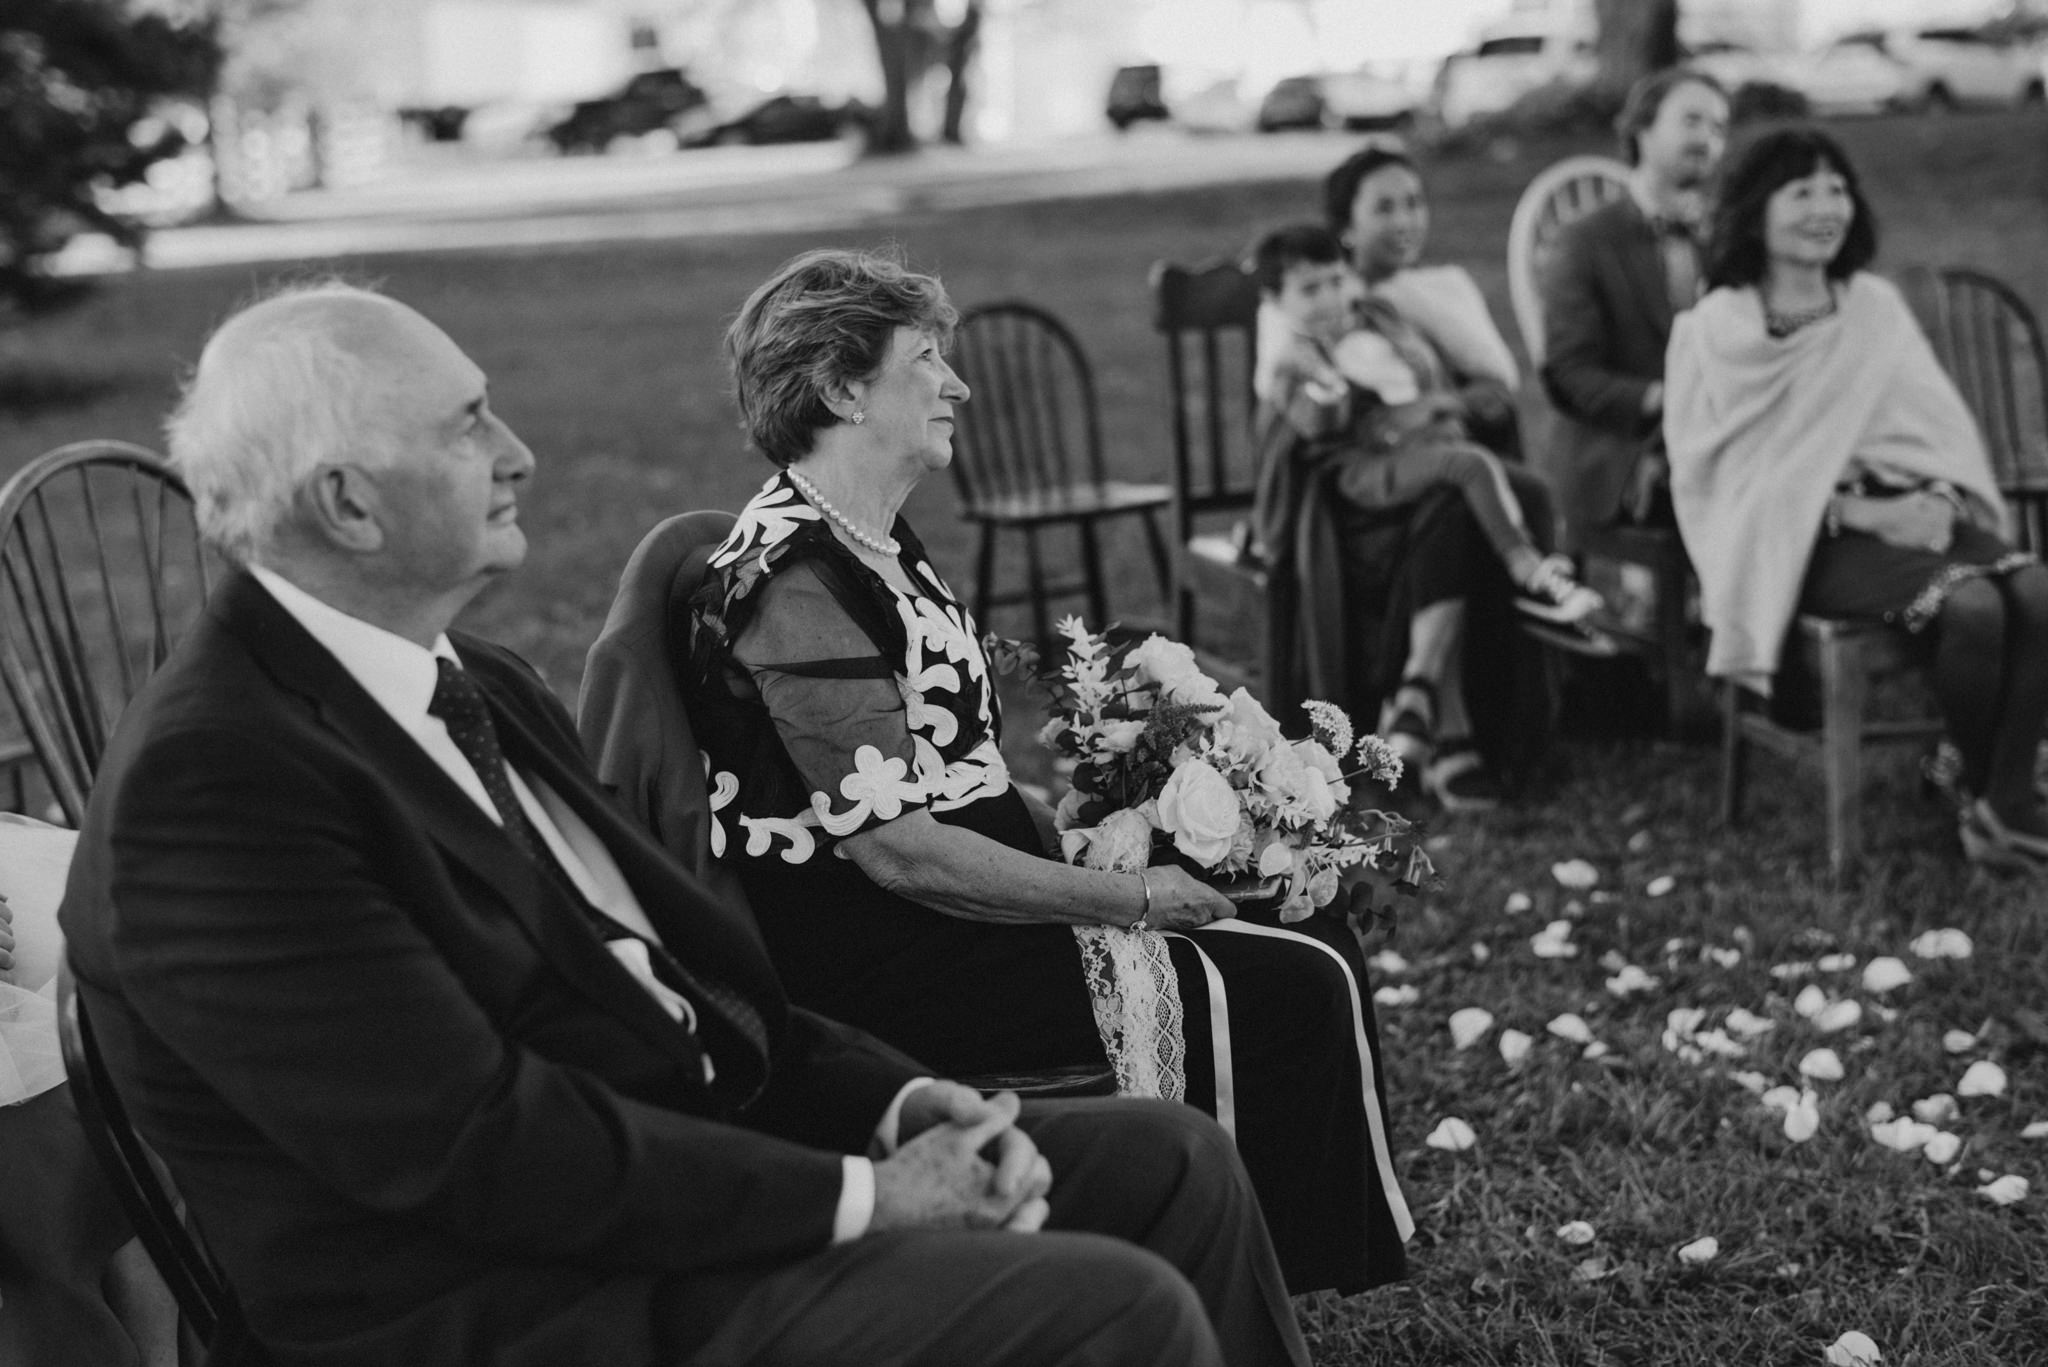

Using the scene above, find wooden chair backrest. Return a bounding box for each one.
[948,302,1105,508]
[1506,155,1632,368]
[1915,266,2048,491]
[1148,258,1263,540]
[0,442,215,825]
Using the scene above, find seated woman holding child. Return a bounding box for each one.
[625,247,1413,1294]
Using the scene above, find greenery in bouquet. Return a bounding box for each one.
[1031,618,1435,925]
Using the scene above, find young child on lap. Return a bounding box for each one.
[1251,222,1602,627]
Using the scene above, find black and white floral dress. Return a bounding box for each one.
[685,471,1412,1293]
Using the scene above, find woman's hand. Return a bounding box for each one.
[1138,865,1236,931]
[1850,492,1956,554]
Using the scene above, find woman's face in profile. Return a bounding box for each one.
[1346,164,1429,281]
[1762,162,1854,273]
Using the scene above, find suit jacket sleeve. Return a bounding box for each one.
[1540,215,1658,435]
[105,712,870,1276]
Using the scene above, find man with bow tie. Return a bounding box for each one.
[58,284,1308,1367]
[1538,67,1731,551]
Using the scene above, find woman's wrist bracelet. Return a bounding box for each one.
[1129,870,1153,931]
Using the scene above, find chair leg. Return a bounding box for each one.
[1720,681,1746,828]
[1658,562,1691,738]
[973,524,997,633]
[1818,637,1869,881]
[1077,518,1109,627]
[1022,527,1053,648]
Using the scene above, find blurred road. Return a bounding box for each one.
[64,129,1361,274]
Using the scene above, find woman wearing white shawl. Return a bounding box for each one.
[1665,127,2048,867]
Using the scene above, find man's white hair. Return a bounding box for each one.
[164,281,393,564]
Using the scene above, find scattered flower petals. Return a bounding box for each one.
[1667,1007,1707,1038]
[1646,874,1676,897]
[1911,1094,1958,1126]
[1724,1008,1776,1039]
[1760,1085,1802,1114]
[1373,985,1420,1008]
[1597,949,1628,973]
[1425,1117,1477,1152]
[1771,960,1815,981]
[1590,890,1618,905]
[1910,928,1974,961]
[1547,1013,1594,1045]
[1861,957,1914,994]
[1449,1007,1495,1051]
[1677,1236,1720,1265]
[1976,1175,2028,1206]
[1923,1132,1962,1165]
[1627,829,1652,853]
[2021,1121,2048,1140]
[1582,1041,1610,1060]
[1825,1330,1883,1366]
[1731,1071,1768,1095]
[1694,1028,1748,1059]
[1869,1117,1936,1153]
[1368,951,1410,976]
[1794,985,1829,1019]
[1555,1220,1596,1246]
[1814,1000,1863,1034]
[1531,920,1579,959]
[1503,891,1533,915]
[1551,859,1599,890]
[1563,898,1587,918]
[1471,943,1492,965]
[1799,1048,1845,1082]
[1958,1061,2007,1098]
[1572,1255,1613,1282]
[1816,952,1857,973]
[1784,1091,1821,1143]
[1943,1029,1978,1054]
[1705,946,1743,969]
[1865,1101,1895,1124]
[1604,964,1661,998]
[1498,1029,1533,1066]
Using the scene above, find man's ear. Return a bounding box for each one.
[301,465,385,553]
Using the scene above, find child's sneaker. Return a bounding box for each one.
[1516,555,1604,626]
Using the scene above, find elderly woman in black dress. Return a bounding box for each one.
[673,247,1411,1294]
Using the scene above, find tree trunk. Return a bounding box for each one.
[1593,0,1680,100]
[861,0,920,155]
[938,1,981,146]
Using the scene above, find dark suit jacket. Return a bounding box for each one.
[58,571,924,1367]
[1537,196,1692,547]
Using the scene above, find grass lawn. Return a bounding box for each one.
[4,111,2046,1364]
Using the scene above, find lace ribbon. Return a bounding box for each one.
[1074,925,1186,1103]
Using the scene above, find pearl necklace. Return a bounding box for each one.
[786,468,901,557]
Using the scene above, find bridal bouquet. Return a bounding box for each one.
[1037,618,1432,923]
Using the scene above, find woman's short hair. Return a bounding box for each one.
[725,247,957,467]
[1704,126,1878,290]
[1614,66,1727,166]
[1321,144,1419,236]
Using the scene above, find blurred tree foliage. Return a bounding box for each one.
[860,0,982,153]
[1593,0,1680,100]
[0,0,219,311]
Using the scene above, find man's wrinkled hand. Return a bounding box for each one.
[871,1089,1052,1233]
[1626,451,1669,524]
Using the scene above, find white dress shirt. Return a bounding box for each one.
[247,566,916,1241]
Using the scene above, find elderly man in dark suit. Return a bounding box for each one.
[1538,67,1730,552]
[58,284,1309,1367]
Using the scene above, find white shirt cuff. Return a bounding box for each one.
[832,1155,875,1244]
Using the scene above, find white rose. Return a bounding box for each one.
[1038,715,1068,746]
[1092,719,1147,754]
[1080,806,1157,873]
[1253,741,1308,803]
[1224,688,1285,746]
[1126,635,1204,691]
[1156,759,1240,867]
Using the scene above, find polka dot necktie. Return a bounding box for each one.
[428,657,769,1087]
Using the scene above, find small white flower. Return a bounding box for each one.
[1911,1094,1958,1126]
[1555,1220,1596,1246]
[1784,1091,1821,1143]
[1547,1013,1594,1045]
[1503,890,1533,915]
[1958,1060,2007,1098]
[1425,1117,1477,1152]
[1604,964,1660,998]
[1922,1132,1962,1165]
[1449,1007,1495,1051]
[1793,985,1829,1019]
[1814,1000,1863,1034]
[1724,1007,1776,1039]
[1909,928,1974,961]
[1498,1028,1533,1066]
[2021,1120,2048,1140]
[1646,874,1676,897]
[1551,859,1600,889]
[1861,957,1914,994]
[1677,1236,1719,1265]
[1976,1175,2028,1206]
[1373,985,1420,1008]
[1799,1049,1846,1082]
[1824,1330,1883,1366]
[1942,1029,1978,1054]
[1816,952,1857,973]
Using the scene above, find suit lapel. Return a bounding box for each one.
[1617,203,1677,336]
[214,574,718,1076]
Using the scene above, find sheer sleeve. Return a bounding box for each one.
[732,561,933,841]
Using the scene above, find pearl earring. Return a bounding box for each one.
[850,410,865,425]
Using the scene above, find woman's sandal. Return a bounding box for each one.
[1378,676,1437,772]
[1424,739,1503,814]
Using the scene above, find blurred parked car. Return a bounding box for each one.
[1106,64,1169,130]
[546,68,709,154]
[1255,76,1327,131]
[1780,35,1912,115]
[1321,66,1423,129]
[1683,40,1787,94]
[685,95,867,147]
[1434,29,1597,128]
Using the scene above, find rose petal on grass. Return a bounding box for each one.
[1694,1028,1747,1059]
[1705,946,1743,969]
[1531,920,1579,959]
[1869,1117,1936,1153]
[1943,1029,1978,1054]
[1825,1330,1883,1366]
[1861,957,1914,994]
[1816,952,1857,973]
[1582,1041,1610,1060]
[1503,890,1533,915]
[1471,942,1492,966]
[1958,1060,2008,1098]
[1627,829,1652,853]
[1547,1012,1593,1045]
[1732,1071,1769,1095]
[1910,928,1974,961]
[1589,890,1617,904]
[1425,1117,1476,1152]
[1498,1028,1534,1066]
[1866,1101,1896,1124]
[1449,1007,1495,1051]
[1760,1085,1802,1113]
[2021,1120,2048,1140]
[1677,1236,1720,1265]
[1784,1092,1821,1143]
[1368,951,1411,976]
[1604,964,1660,998]
[1911,1094,1958,1126]
[1563,898,1587,918]
[1799,1048,1846,1082]
[1551,859,1599,889]
[1556,1220,1596,1246]
[1724,1007,1776,1038]
[1923,1131,1963,1165]
[1976,1175,2028,1206]
[1372,985,1420,1008]
[1667,1006,1707,1038]
[1771,960,1816,981]
[1814,999,1863,1034]
[1571,1255,1613,1282]
[1793,985,1829,1019]
[1646,874,1676,897]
